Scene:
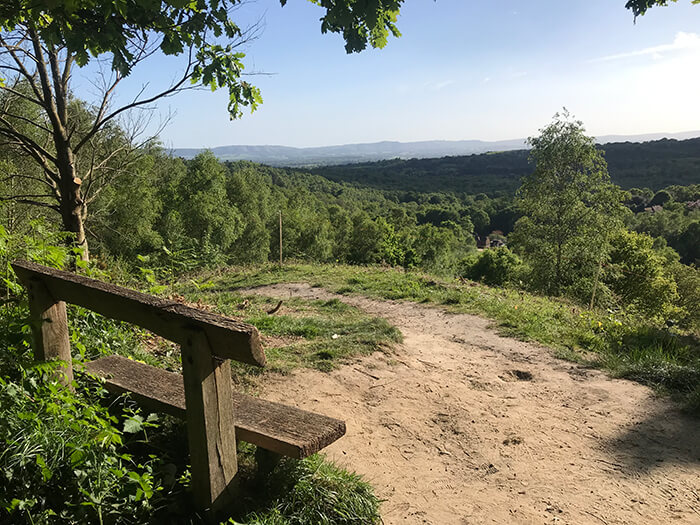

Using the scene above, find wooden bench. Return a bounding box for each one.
[12,260,345,515]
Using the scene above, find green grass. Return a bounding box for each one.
[184,262,700,413]
[234,453,380,525]
[169,284,402,377]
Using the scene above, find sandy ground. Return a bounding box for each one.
[248,283,700,525]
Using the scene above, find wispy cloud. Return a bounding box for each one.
[430,80,454,91]
[591,31,700,62]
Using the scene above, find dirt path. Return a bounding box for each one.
[249,283,700,525]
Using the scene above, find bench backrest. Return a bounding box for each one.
[12,260,265,366]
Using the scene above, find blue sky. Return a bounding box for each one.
[74,0,700,148]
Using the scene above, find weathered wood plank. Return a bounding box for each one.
[12,260,265,366]
[84,355,346,458]
[23,276,73,387]
[181,329,238,511]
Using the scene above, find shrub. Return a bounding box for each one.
[0,362,166,524]
[669,262,700,332]
[604,230,679,320]
[460,247,523,286]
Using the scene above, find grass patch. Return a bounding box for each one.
[169,283,402,376]
[236,453,380,525]
[187,262,700,413]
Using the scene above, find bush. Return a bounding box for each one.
[0,360,166,524]
[604,230,679,320]
[460,247,523,286]
[669,262,700,332]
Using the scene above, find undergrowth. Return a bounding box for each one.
[0,300,381,524]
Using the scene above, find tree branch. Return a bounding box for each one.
[0,32,45,105]
[0,108,52,134]
[48,46,68,126]
[27,26,61,135]
[0,118,57,165]
[74,45,195,154]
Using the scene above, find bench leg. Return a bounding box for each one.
[255,447,282,475]
[24,278,73,387]
[181,329,238,514]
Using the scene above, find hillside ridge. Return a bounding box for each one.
[172,131,700,167]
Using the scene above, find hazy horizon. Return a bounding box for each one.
[172,129,700,152]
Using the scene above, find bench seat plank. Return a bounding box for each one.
[84,355,345,459]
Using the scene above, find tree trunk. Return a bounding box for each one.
[56,148,89,263]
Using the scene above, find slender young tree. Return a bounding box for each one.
[510,111,626,297]
[0,1,404,261]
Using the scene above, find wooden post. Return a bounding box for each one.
[23,277,73,387]
[180,329,238,514]
[278,210,283,266]
[589,258,603,310]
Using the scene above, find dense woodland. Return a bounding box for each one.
[313,137,700,195]
[312,138,700,196]
[3,117,699,330]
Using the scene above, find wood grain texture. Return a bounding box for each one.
[11,260,265,366]
[181,329,238,511]
[24,277,73,387]
[85,355,346,458]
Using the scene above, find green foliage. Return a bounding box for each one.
[347,212,388,264]
[649,189,672,207]
[675,221,700,265]
[460,247,523,286]
[626,191,700,265]
[226,165,274,264]
[312,138,700,195]
[625,0,700,18]
[0,219,69,270]
[0,321,166,524]
[511,111,626,298]
[604,230,679,319]
[412,222,472,273]
[669,262,700,331]
[90,151,165,258]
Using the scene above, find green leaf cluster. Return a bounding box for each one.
[0,358,165,523]
[625,0,700,18]
[1,0,403,119]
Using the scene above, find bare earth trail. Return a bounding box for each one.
[248,283,700,525]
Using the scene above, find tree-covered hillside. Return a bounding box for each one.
[312,138,700,195]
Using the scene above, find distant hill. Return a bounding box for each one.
[309,137,700,195]
[172,139,527,165]
[172,130,700,167]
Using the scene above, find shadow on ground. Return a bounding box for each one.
[602,406,700,472]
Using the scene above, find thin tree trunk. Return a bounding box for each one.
[555,242,562,296]
[57,151,89,262]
